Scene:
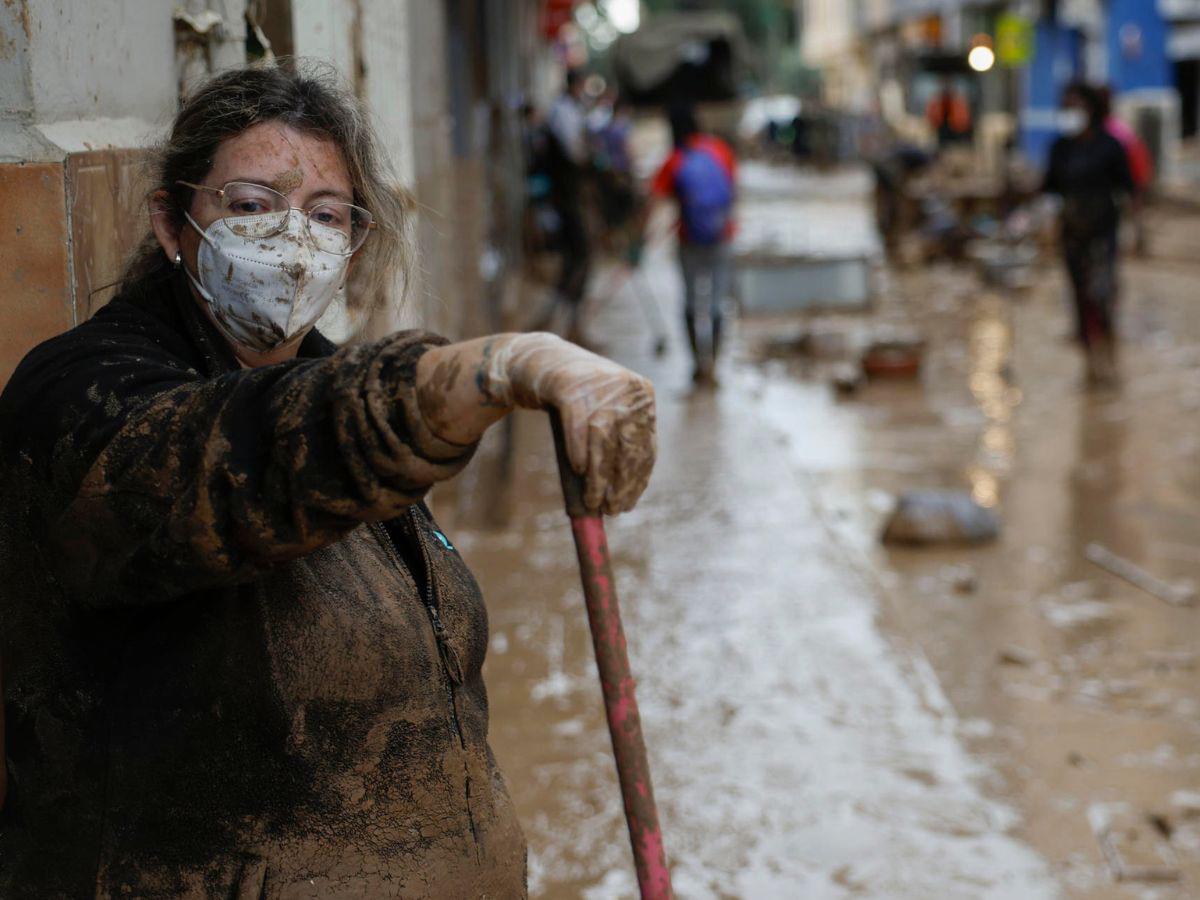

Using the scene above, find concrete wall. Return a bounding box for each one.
[291,0,356,79]
[24,0,175,128]
[0,0,183,386]
[1,0,540,389]
[803,0,858,65]
[289,0,446,340]
[803,0,877,111]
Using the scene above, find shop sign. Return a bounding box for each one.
[1120,22,1144,60]
[901,14,943,49]
[996,13,1034,67]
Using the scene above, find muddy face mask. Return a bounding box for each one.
[183,210,349,353]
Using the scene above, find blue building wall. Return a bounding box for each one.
[1021,21,1083,166]
[1020,1,1174,167]
[1106,0,1173,93]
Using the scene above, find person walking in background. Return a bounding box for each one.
[592,91,638,238]
[926,78,972,149]
[538,68,595,346]
[1043,81,1135,389]
[642,104,736,386]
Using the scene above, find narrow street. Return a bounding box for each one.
[5,3,1200,897]
[450,170,1200,898]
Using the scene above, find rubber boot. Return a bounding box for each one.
[685,312,704,382]
[1084,342,1119,390]
[1096,336,1120,388]
[708,316,724,387]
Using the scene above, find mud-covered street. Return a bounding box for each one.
[455,172,1200,898]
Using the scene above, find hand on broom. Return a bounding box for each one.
[417,333,656,515]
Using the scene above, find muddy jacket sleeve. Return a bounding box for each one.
[0,303,475,603]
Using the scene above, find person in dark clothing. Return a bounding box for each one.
[873,142,932,260]
[536,68,595,345]
[1043,81,1135,387]
[0,63,655,898]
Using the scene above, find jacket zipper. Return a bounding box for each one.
[370,518,457,696]
[370,514,480,847]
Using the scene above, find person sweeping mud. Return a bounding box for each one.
[0,63,655,898]
[1043,81,1134,388]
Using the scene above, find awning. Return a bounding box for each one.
[613,11,751,103]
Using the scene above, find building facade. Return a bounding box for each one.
[0,0,556,388]
[802,0,1196,177]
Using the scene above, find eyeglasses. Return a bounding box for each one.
[178,180,375,255]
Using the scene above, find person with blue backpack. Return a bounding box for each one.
[644,103,737,386]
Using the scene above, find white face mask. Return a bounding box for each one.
[183,210,350,353]
[1060,108,1088,137]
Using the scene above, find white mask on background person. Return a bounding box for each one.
[1060,108,1088,137]
[183,210,350,353]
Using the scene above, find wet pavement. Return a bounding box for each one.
[448,171,1200,898]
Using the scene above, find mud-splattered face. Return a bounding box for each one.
[180,121,353,270]
[152,121,354,365]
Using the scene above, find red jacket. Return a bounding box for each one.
[651,134,738,240]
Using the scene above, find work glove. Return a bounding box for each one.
[483,333,656,515]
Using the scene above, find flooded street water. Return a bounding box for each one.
[449,171,1200,898]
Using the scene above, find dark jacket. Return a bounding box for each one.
[0,272,526,897]
[1043,129,1134,236]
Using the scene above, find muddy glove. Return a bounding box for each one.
[482,333,656,515]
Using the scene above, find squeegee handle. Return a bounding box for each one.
[549,413,673,900]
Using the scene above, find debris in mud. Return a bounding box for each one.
[799,328,853,359]
[1076,677,1141,706]
[1089,803,1183,884]
[861,336,925,379]
[997,645,1037,667]
[830,362,865,396]
[1041,598,1120,633]
[1147,812,1173,840]
[941,564,979,594]
[1170,790,1200,820]
[1085,543,1198,608]
[881,490,1001,546]
[760,327,853,362]
[968,240,1039,291]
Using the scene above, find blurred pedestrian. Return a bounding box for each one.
[1099,86,1153,255]
[592,92,638,235]
[537,68,595,346]
[641,104,736,386]
[520,101,561,257]
[0,62,656,897]
[1043,81,1134,388]
[873,141,933,261]
[926,78,972,148]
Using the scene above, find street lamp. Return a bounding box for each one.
[968,34,996,73]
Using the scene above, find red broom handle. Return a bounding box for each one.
[550,414,673,900]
